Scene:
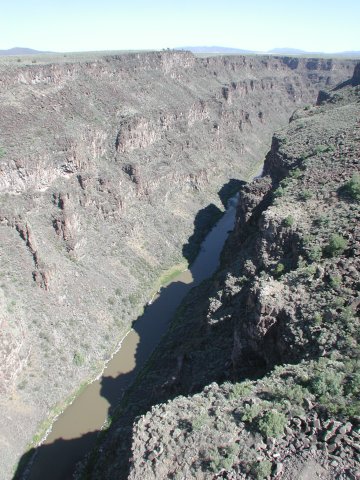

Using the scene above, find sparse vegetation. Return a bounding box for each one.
[3,50,360,480]
[106,63,360,480]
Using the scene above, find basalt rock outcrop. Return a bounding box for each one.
[0,52,357,477]
[86,64,360,479]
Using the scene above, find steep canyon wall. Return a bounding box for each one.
[0,51,355,477]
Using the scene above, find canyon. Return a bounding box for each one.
[84,63,360,480]
[0,51,357,478]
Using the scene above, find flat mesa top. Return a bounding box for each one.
[0,49,156,66]
[1,49,359,68]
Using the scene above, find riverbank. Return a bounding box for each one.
[14,156,267,480]
[15,185,241,480]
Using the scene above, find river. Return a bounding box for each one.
[25,195,239,480]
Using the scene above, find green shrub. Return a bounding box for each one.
[282,384,309,404]
[342,174,360,201]
[73,352,85,367]
[229,381,252,399]
[258,410,287,438]
[309,369,344,397]
[280,177,291,188]
[208,444,239,473]
[345,372,360,396]
[299,152,313,161]
[0,146,6,158]
[324,234,347,257]
[128,292,140,306]
[314,312,323,325]
[283,215,294,227]
[302,264,316,277]
[299,189,312,201]
[274,262,285,277]
[329,275,342,289]
[192,412,208,431]
[314,144,331,154]
[274,186,286,198]
[339,307,357,334]
[308,245,322,262]
[242,403,262,422]
[314,215,330,227]
[343,400,360,417]
[251,460,272,479]
[290,168,303,178]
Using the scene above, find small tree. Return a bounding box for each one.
[251,460,272,479]
[324,234,347,257]
[258,410,287,438]
[342,174,360,201]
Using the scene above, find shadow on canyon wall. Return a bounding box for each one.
[13,178,246,480]
[182,179,246,264]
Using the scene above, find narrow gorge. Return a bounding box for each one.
[0,51,357,479]
[83,63,360,480]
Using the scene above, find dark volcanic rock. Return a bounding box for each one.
[83,65,360,480]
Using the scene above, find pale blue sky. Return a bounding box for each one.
[1,0,359,53]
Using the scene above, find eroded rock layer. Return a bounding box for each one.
[0,51,356,477]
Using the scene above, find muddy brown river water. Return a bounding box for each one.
[26,196,239,480]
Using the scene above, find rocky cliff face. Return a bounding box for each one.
[87,65,360,479]
[0,52,356,477]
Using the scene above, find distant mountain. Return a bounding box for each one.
[336,51,360,57]
[0,47,52,56]
[268,48,360,57]
[267,48,309,55]
[176,46,256,54]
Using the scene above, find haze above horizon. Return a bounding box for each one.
[1,0,359,54]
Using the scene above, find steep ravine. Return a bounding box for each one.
[84,65,360,479]
[0,52,356,478]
